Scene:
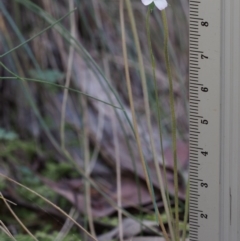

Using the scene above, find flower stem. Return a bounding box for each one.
[146,7,175,241]
[161,9,179,241]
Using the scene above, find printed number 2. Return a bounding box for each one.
[200,213,208,219]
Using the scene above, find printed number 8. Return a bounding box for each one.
[201,21,209,27]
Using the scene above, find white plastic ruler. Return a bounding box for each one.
[189,0,240,240]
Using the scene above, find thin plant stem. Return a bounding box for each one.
[181,180,189,241]
[0,9,76,58]
[60,0,76,149]
[0,196,16,206]
[115,117,123,241]
[161,10,179,240]
[0,192,39,241]
[82,95,96,237]
[103,57,123,241]
[0,221,18,241]
[126,0,173,239]
[146,7,175,241]
[55,208,79,241]
[121,1,169,240]
[0,76,122,109]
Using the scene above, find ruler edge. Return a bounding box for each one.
[220,0,240,240]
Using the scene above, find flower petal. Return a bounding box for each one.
[141,0,153,6]
[154,0,168,10]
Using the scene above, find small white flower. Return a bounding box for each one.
[141,0,168,10]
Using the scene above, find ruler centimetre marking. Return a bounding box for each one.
[189,0,221,240]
